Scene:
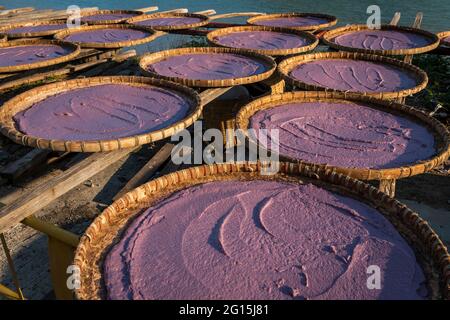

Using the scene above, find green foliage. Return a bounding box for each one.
[408,55,450,113]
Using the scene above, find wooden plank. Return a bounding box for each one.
[404,12,423,64]
[113,143,174,200]
[0,7,34,16]
[209,12,263,20]
[389,12,401,26]
[136,6,159,13]
[200,87,234,105]
[78,50,136,77]
[0,149,51,182]
[205,22,248,28]
[0,147,139,234]
[159,8,188,14]
[194,9,216,16]
[0,7,98,24]
[169,29,209,36]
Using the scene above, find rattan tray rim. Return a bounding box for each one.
[278,51,428,99]
[0,76,202,152]
[206,25,319,56]
[80,9,144,25]
[235,91,450,181]
[73,162,450,300]
[126,12,210,31]
[53,24,163,49]
[0,39,80,73]
[139,46,277,88]
[0,20,71,38]
[247,12,338,31]
[322,24,440,55]
[437,31,450,46]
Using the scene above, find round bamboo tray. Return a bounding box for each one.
[0,39,80,73]
[322,24,440,56]
[126,12,210,31]
[235,91,450,181]
[0,20,70,38]
[437,31,450,47]
[0,76,202,152]
[206,25,319,56]
[80,10,144,25]
[73,162,450,300]
[278,51,428,99]
[139,47,276,88]
[247,13,337,31]
[54,24,163,49]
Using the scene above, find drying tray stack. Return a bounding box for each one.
[0,76,202,152]
[235,91,450,181]
[322,25,440,56]
[247,12,337,31]
[54,24,163,49]
[0,39,80,73]
[73,162,450,300]
[80,9,144,25]
[278,51,428,100]
[0,20,69,39]
[126,12,210,31]
[139,47,276,88]
[206,25,319,56]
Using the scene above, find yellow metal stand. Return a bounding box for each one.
[0,233,25,300]
[21,215,80,300]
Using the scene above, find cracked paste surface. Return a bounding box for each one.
[249,101,435,169]
[13,84,192,140]
[6,24,66,34]
[0,44,72,67]
[331,30,434,50]
[252,16,331,28]
[104,180,427,300]
[147,53,268,80]
[63,28,151,43]
[212,30,312,50]
[289,59,419,93]
[81,13,139,22]
[133,17,204,27]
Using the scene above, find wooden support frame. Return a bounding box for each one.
[378,179,397,198]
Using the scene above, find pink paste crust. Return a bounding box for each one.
[289,59,419,93]
[249,101,436,169]
[64,28,151,43]
[331,30,434,50]
[0,44,72,67]
[147,53,269,80]
[134,17,204,27]
[104,180,427,300]
[253,16,331,28]
[13,84,192,140]
[213,30,312,50]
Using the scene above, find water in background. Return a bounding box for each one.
[1,0,449,32]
